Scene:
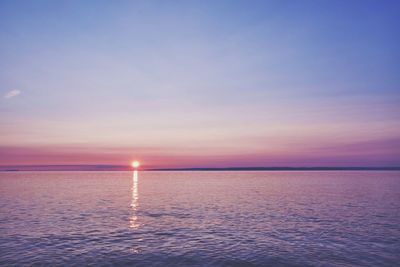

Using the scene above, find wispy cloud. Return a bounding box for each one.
[4,90,21,99]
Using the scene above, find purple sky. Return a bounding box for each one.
[1,1,399,168]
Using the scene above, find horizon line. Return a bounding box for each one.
[0,165,399,172]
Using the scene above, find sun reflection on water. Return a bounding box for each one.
[130,170,140,229]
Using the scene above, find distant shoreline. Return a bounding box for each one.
[1,166,399,172]
[149,167,400,171]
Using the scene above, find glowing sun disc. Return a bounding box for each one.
[131,161,140,168]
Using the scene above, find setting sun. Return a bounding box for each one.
[131,160,140,169]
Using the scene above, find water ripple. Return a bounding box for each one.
[0,171,399,266]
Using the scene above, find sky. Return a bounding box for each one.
[0,0,399,168]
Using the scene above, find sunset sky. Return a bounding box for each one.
[1,0,399,168]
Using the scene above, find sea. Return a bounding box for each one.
[0,171,399,266]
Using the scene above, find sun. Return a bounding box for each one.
[131,160,140,169]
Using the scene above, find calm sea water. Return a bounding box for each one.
[0,171,399,266]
